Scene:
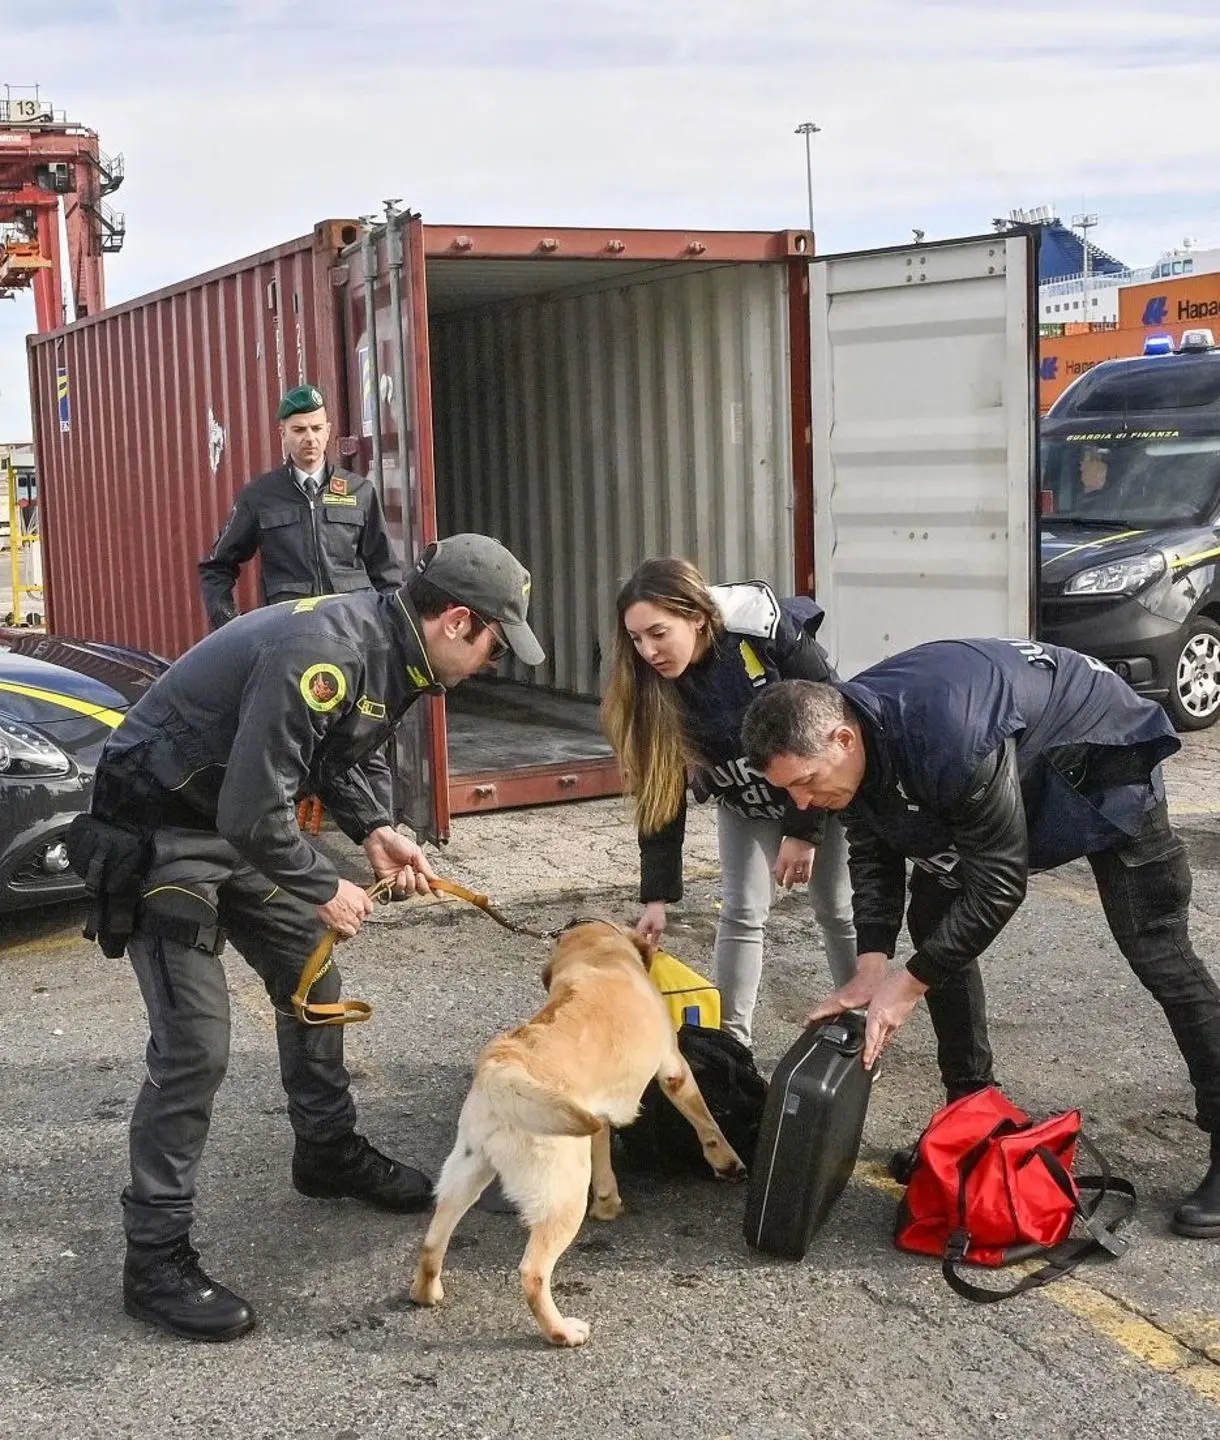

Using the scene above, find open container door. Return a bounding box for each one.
[338,211,446,843]
[809,231,1038,678]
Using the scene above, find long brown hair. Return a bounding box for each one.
[601,558,724,835]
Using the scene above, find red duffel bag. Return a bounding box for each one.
[894,1087,1136,1302]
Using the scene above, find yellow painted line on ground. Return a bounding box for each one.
[854,1161,1220,1405]
[1,931,85,958]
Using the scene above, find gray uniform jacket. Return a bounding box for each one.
[198,463,403,630]
[94,590,442,905]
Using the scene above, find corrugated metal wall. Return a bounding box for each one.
[429,262,795,697]
[28,225,353,658]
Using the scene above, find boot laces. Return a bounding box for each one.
[164,1237,217,1298]
[353,1135,396,1179]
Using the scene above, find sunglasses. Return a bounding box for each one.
[471,610,509,663]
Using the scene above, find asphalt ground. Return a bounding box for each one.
[6,733,1220,1438]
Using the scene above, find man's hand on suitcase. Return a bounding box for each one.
[806,952,889,1028]
[860,970,929,1070]
[806,954,926,1067]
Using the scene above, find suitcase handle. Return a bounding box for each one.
[818,1009,866,1056]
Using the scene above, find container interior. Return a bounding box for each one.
[424,254,797,780]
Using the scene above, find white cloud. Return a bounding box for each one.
[3,0,1220,436]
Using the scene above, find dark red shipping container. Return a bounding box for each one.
[28,215,815,839]
[27,219,361,659]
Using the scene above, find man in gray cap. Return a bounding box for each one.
[73,534,543,1343]
[199,383,402,630]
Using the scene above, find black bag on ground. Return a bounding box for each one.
[65,812,153,958]
[615,1024,768,1176]
[743,1012,873,1258]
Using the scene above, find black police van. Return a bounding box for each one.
[1040,333,1220,729]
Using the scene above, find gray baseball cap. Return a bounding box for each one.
[415,534,545,666]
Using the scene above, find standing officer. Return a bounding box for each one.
[741,637,1220,1237]
[72,535,544,1341]
[199,383,402,630]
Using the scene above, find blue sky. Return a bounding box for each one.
[3,0,1220,436]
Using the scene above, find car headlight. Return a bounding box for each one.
[0,717,72,777]
[1064,551,1167,597]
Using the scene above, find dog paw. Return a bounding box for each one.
[587,1193,624,1222]
[409,1273,444,1307]
[712,1154,748,1181]
[547,1316,591,1348]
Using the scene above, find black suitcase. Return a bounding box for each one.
[743,1012,872,1258]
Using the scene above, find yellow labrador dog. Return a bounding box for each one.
[410,920,746,1347]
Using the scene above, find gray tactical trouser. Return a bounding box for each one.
[714,805,858,1048]
[121,827,356,1246]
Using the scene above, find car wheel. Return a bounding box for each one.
[1167,618,1220,731]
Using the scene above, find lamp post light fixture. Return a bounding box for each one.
[794,121,821,237]
[1072,211,1100,323]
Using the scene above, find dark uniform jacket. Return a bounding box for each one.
[640,582,836,904]
[93,590,442,905]
[198,463,403,630]
[837,637,1180,989]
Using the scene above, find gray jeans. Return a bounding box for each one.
[714,805,857,1048]
[122,827,355,1247]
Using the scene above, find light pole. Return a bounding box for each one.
[1072,211,1099,326]
[794,122,821,237]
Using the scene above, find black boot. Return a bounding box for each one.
[1172,1135,1220,1238]
[292,1132,433,1213]
[123,1236,256,1342]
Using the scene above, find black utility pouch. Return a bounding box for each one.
[65,813,154,957]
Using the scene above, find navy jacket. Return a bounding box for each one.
[640,582,836,903]
[839,637,1180,986]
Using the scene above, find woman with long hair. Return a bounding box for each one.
[602,557,857,1049]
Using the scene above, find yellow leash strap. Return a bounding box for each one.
[429,876,560,940]
[291,875,559,1027]
[291,878,395,1027]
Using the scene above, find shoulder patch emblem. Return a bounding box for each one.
[406,665,431,690]
[356,694,387,720]
[300,662,347,713]
[328,475,347,496]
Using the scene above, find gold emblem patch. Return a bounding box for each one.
[300,663,347,713]
[329,475,347,495]
[407,665,431,690]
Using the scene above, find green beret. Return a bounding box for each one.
[277,384,326,420]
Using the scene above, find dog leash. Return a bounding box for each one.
[291,877,397,1026]
[429,876,564,941]
[292,875,563,1026]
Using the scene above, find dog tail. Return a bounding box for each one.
[483,1060,602,1138]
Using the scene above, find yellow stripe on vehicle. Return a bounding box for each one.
[1045,530,1147,566]
[1171,546,1220,572]
[0,680,124,728]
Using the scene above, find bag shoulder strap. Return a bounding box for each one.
[943,1129,1136,1304]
